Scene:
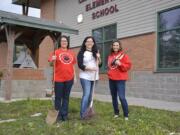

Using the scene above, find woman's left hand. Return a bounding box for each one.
[96,51,102,65]
[96,52,100,59]
[115,60,121,66]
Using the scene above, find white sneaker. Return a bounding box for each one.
[56,123,60,128]
[125,117,128,120]
[114,115,119,118]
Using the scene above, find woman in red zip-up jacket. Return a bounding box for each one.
[107,39,131,120]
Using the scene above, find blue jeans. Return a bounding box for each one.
[109,79,128,117]
[80,78,94,118]
[54,79,73,121]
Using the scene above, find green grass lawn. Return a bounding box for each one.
[0,98,179,135]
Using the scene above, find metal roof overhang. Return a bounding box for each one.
[0,10,78,35]
[12,0,41,9]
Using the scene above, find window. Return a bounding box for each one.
[92,24,117,72]
[13,44,37,69]
[157,6,180,72]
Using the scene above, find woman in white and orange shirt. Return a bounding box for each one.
[77,36,101,119]
[48,35,76,122]
[107,40,131,120]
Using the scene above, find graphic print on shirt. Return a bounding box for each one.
[59,52,73,64]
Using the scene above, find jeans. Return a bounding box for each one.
[80,78,95,118]
[109,79,128,117]
[54,79,73,121]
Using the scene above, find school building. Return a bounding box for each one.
[0,0,180,102]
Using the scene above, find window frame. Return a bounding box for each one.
[92,23,117,73]
[156,5,180,72]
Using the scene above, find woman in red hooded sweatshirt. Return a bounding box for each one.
[107,40,131,120]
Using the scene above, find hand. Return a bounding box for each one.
[96,51,102,65]
[91,67,98,71]
[111,59,116,66]
[86,67,98,71]
[52,55,57,60]
[115,60,121,66]
[96,52,100,59]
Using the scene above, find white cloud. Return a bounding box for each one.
[0,0,40,18]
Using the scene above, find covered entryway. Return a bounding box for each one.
[0,10,78,100]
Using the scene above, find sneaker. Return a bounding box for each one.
[56,123,60,128]
[125,117,128,120]
[114,115,119,118]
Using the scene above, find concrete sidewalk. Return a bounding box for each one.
[71,92,180,112]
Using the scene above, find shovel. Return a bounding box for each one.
[46,41,59,125]
[46,94,59,125]
[83,96,95,119]
[83,60,98,119]
[46,109,59,125]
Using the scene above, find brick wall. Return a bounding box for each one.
[72,71,180,102]
[71,32,156,80]
[40,0,55,20]
[126,71,180,102]
[121,32,155,71]
[39,36,54,68]
[39,0,55,68]
[11,80,47,98]
[12,69,46,80]
[0,42,7,68]
[71,33,180,102]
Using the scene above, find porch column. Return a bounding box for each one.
[4,25,22,100]
[4,25,15,100]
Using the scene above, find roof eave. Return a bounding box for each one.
[0,17,78,35]
[12,0,41,9]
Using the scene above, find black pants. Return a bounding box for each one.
[54,79,73,121]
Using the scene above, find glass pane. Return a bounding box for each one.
[14,45,24,62]
[104,41,112,70]
[93,28,103,43]
[159,8,180,30]
[104,24,116,41]
[159,30,180,68]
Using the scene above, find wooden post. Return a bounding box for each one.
[22,0,29,16]
[4,25,22,100]
[49,32,61,49]
[4,25,15,100]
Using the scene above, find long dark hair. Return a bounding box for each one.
[110,39,122,54]
[80,36,98,59]
[59,35,70,49]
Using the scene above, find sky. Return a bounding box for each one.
[0,0,40,18]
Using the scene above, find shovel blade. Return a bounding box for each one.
[46,109,59,125]
[83,107,95,119]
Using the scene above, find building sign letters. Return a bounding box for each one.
[79,0,119,20]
